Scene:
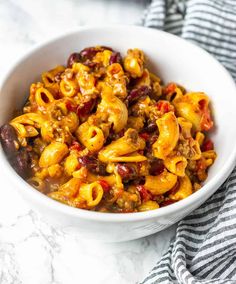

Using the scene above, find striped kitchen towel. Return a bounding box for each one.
[141,1,236,283]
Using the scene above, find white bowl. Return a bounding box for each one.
[1,26,236,242]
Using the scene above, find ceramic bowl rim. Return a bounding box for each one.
[1,25,236,223]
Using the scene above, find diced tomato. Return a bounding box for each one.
[69,141,82,152]
[200,110,213,131]
[163,83,176,95]
[99,180,111,193]
[198,99,213,131]
[76,163,82,170]
[77,99,95,117]
[198,99,207,110]
[137,185,152,202]
[156,100,173,114]
[202,139,214,152]
[139,132,150,140]
[196,158,207,171]
[66,101,77,112]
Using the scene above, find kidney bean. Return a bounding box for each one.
[67,53,81,68]
[83,61,98,68]
[68,47,114,68]
[78,155,107,175]
[65,101,77,112]
[127,86,152,105]
[143,120,157,133]
[109,52,122,65]
[80,46,114,61]
[149,134,159,145]
[0,124,19,157]
[117,163,130,177]
[149,159,165,176]
[201,139,214,152]
[76,99,96,118]
[117,163,138,182]
[79,47,99,62]
[145,134,158,155]
[100,46,113,51]
[12,149,31,178]
[139,132,150,140]
[160,199,176,207]
[132,176,145,186]
[137,185,152,202]
[106,127,125,145]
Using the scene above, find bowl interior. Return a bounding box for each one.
[0,26,236,208]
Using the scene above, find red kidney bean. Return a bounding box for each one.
[139,132,150,140]
[78,155,97,169]
[84,61,98,68]
[149,159,165,176]
[106,127,125,145]
[149,134,159,145]
[0,124,19,157]
[127,86,152,105]
[117,163,138,182]
[132,176,145,186]
[201,139,214,152]
[78,155,107,175]
[137,185,152,202]
[117,163,130,177]
[145,134,158,155]
[109,52,122,65]
[100,46,113,51]
[76,99,96,117]
[0,124,32,178]
[12,149,31,178]
[65,101,77,112]
[79,47,99,62]
[67,53,81,68]
[143,120,157,133]
[80,46,114,61]
[68,47,114,68]
[160,199,176,207]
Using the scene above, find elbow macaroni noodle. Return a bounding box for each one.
[1,46,216,213]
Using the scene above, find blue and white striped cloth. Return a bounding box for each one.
[141,1,236,283]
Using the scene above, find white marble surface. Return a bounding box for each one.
[0,1,176,283]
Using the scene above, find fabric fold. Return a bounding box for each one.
[141,0,236,283]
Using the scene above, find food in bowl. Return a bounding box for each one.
[0,46,216,213]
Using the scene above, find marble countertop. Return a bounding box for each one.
[0,1,176,283]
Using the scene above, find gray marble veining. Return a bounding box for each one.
[0,1,176,283]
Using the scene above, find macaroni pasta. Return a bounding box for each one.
[0,46,216,213]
